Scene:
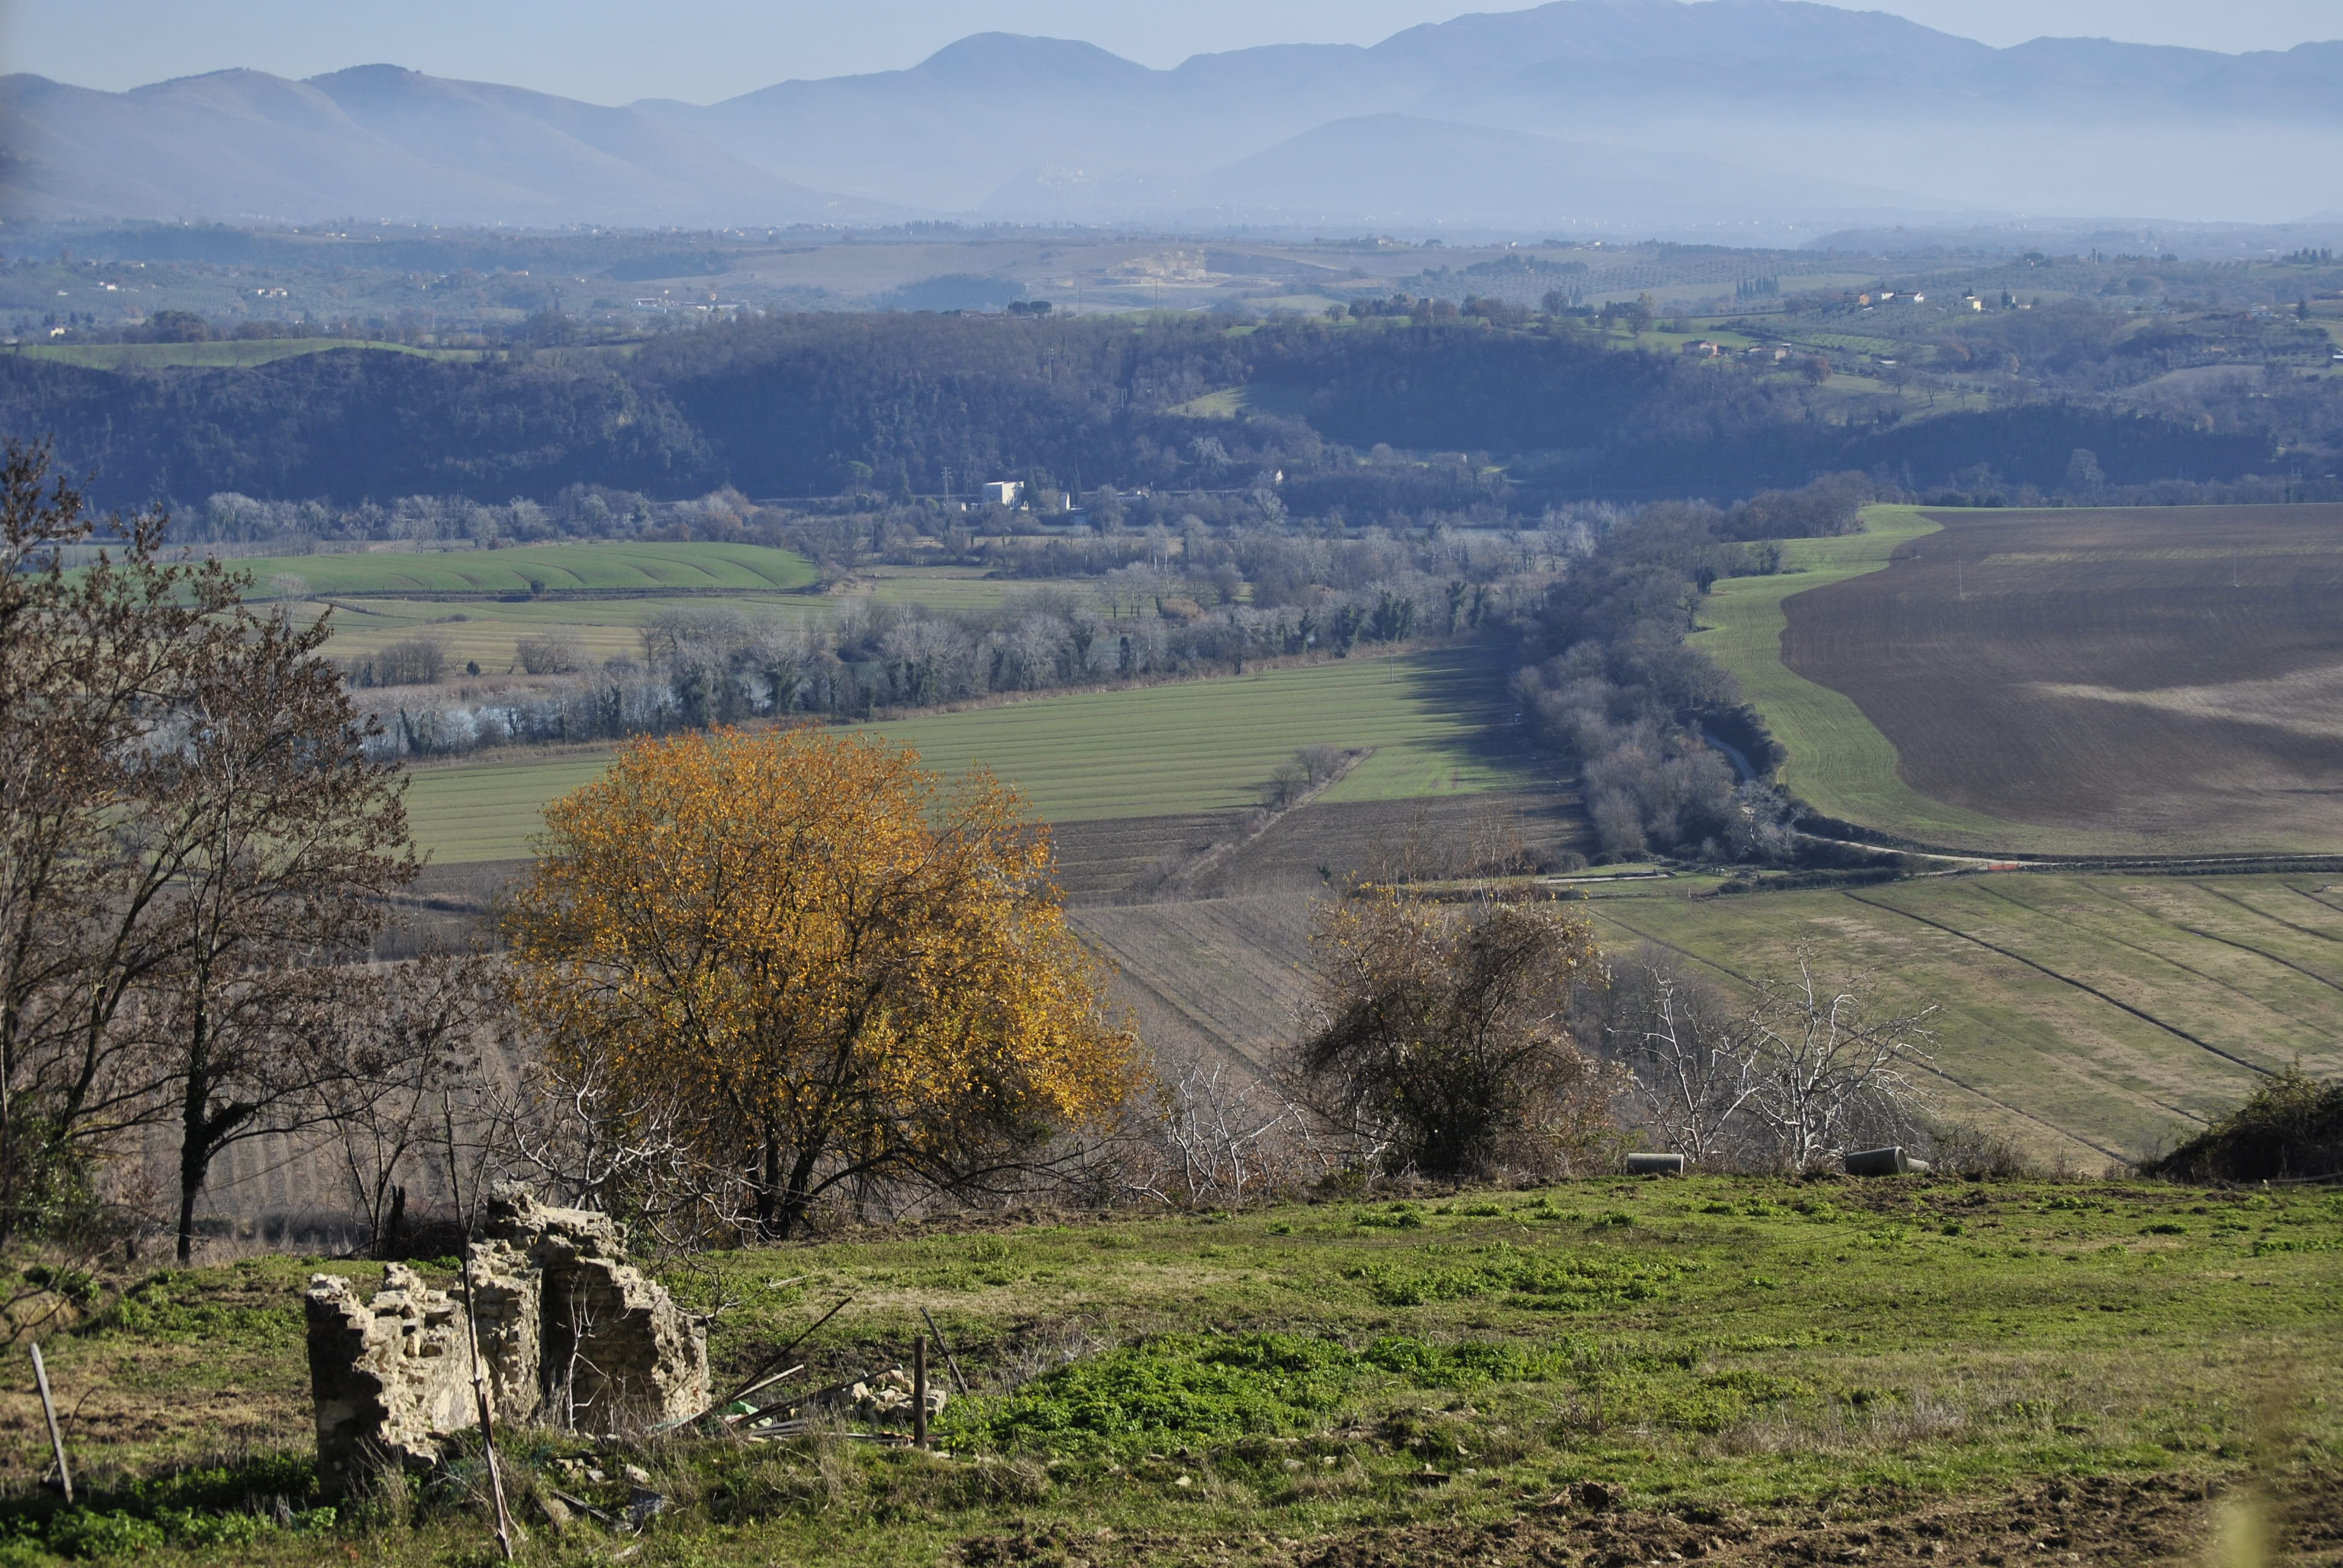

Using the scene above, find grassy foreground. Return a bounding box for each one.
[403,647,1544,863]
[0,1177,2333,1564]
[1695,506,2047,851]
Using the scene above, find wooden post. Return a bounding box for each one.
[30,1344,70,1503]
[912,1338,928,1450]
[442,1101,515,1561]
[921,1306,971,1397]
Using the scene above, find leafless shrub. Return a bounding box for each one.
[1606,953,1756,1168]
[1740,952,1935,1172]
[514,628,586,675]
[1121,1056,1335,1207]
[369,635,448,685]
[1296,745,1345,784]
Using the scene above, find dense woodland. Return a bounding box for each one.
[2,307,2323,516]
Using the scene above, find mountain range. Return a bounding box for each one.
[6,0,2341,233]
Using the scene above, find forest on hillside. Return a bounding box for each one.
[1,309,2322,514]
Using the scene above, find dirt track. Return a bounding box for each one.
[1781,505,2343,855]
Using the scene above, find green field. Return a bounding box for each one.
[403,647,1544,862]
[5,1177,2333,1565]
[311,593,823,669]
[8,338,448,370]
[309,564,1101,670]
[233,540,816,600]
[1694,507,2049,849]
[1573,869,2343,1165]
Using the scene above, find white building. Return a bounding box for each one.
[981,481,1025,508]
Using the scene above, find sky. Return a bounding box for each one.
[7,0,2340,103]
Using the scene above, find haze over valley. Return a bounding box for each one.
[8,0,2343,233]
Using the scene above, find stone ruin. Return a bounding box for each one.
[304,1186,710,1495]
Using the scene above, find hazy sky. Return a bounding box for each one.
[8,0,2339,102]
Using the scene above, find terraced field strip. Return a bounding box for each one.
[404,647,1542,862]
[310,593,828,669]
[307,567,1099,669]
[232,541,816,599]
[1572,872,2343,1165]
[1694,506,2051,851]
[10,338,450,369]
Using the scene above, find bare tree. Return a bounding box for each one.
[145,608,415,1262]
[319,953,498,1256]
[1740,952,1935,1172]
[1608,954,1757,1168]
[1129,1056,1329,1207]
[0,446,255,1241]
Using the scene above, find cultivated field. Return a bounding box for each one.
[304,562,1101,671]
[235,540,816,599]
[401,647,1549,862]
[9,1178,2335,1565]
[1694,508,2039,848]
[1703,503,2343,855]
[1574,869,2343,1165]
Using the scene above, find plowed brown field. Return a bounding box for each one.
[1781,504,2343,853]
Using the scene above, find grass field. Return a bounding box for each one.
[7,338,448,370]
[1778,504,2343,855]
[1572,869,2343,1165]
[1693,507,2046,849]
[233,540,816,599]
[2,1177,2332,1565]
[306,564,1099,670]
[402,647,1548,863]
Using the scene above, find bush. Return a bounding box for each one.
[515,628,587,675]
[2145,1067,2343,1183]
[46,1510,165,1559]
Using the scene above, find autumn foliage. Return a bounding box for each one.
[502,726,1139,1237]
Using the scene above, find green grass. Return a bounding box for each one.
[229,540,816,599]
[1694,506,2048,850]
[402,647,1541,863]
[306,566,1097,670]
[7,339,452,370]
[1572,869,2343,1166]
[5,1177,2333,1564]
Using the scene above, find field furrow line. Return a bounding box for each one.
[1839,891,2273,1078]
[1963,880,2332,1034]
[2181,881,2343,945]
[2160,924,2343,995]
[1585,904,2128,1159]
[2285,883,2343,913]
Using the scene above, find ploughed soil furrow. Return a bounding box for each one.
[1780,503,2343,855]
[1070,894,1316,1079]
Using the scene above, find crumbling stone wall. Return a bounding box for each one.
[304,1187,709,1494]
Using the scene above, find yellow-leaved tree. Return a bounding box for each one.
[503,726,1140,1238]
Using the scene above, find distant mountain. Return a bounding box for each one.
[0,65,902,227]
[6,0,2341,230]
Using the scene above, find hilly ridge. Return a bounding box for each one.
[7,0,2342,232]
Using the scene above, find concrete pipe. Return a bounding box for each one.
[1843,1146,1929,1176]
[1625,1152,1686,1175]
